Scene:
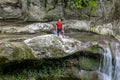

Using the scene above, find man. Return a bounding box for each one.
[56,19,64,37]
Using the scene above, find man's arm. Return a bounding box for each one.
[62,22,64,30]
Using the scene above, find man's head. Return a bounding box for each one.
[58,19,61,21]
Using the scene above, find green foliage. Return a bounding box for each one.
[0,50,101,80]
[45,8,50,13]
[0,68,62,80]
[71,0,98,15]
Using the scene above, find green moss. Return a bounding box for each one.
[45,8,50,13]
[86,45,103,54]
[78,57,99,70]
[12,46,33,60]
[12,47,22,59]
[0,47,5,55]
[23,46,34,59]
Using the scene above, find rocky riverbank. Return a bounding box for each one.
[0,21,119,80]
[0,0,120,80]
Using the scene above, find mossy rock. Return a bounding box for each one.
[78,57,100,70]
[12,46,34,60]
[85,45,103,54]
[0,43,34,60]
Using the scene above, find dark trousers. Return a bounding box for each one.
[57,28,62,36]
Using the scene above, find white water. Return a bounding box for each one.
[100,47,112,80]
[101,43,120,80]
[113,43,120,80]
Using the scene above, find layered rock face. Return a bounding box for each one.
[0,0,22,20]
[0,0,120,22]
[0,20,117,38]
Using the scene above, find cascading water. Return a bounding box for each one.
[100,47,112,80]
[113,43,120,80]
[100,43,120,80]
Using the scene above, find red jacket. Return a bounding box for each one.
[56,21,63,29]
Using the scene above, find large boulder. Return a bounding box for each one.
[24,34,108,59]
[24,34,83,58]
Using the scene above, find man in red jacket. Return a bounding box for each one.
[56,19,64,37]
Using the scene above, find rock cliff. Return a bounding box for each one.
[0,0,120,23]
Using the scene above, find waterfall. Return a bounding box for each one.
[100,43,120,80]
[113,43,120,80]
[100,47,112,80]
